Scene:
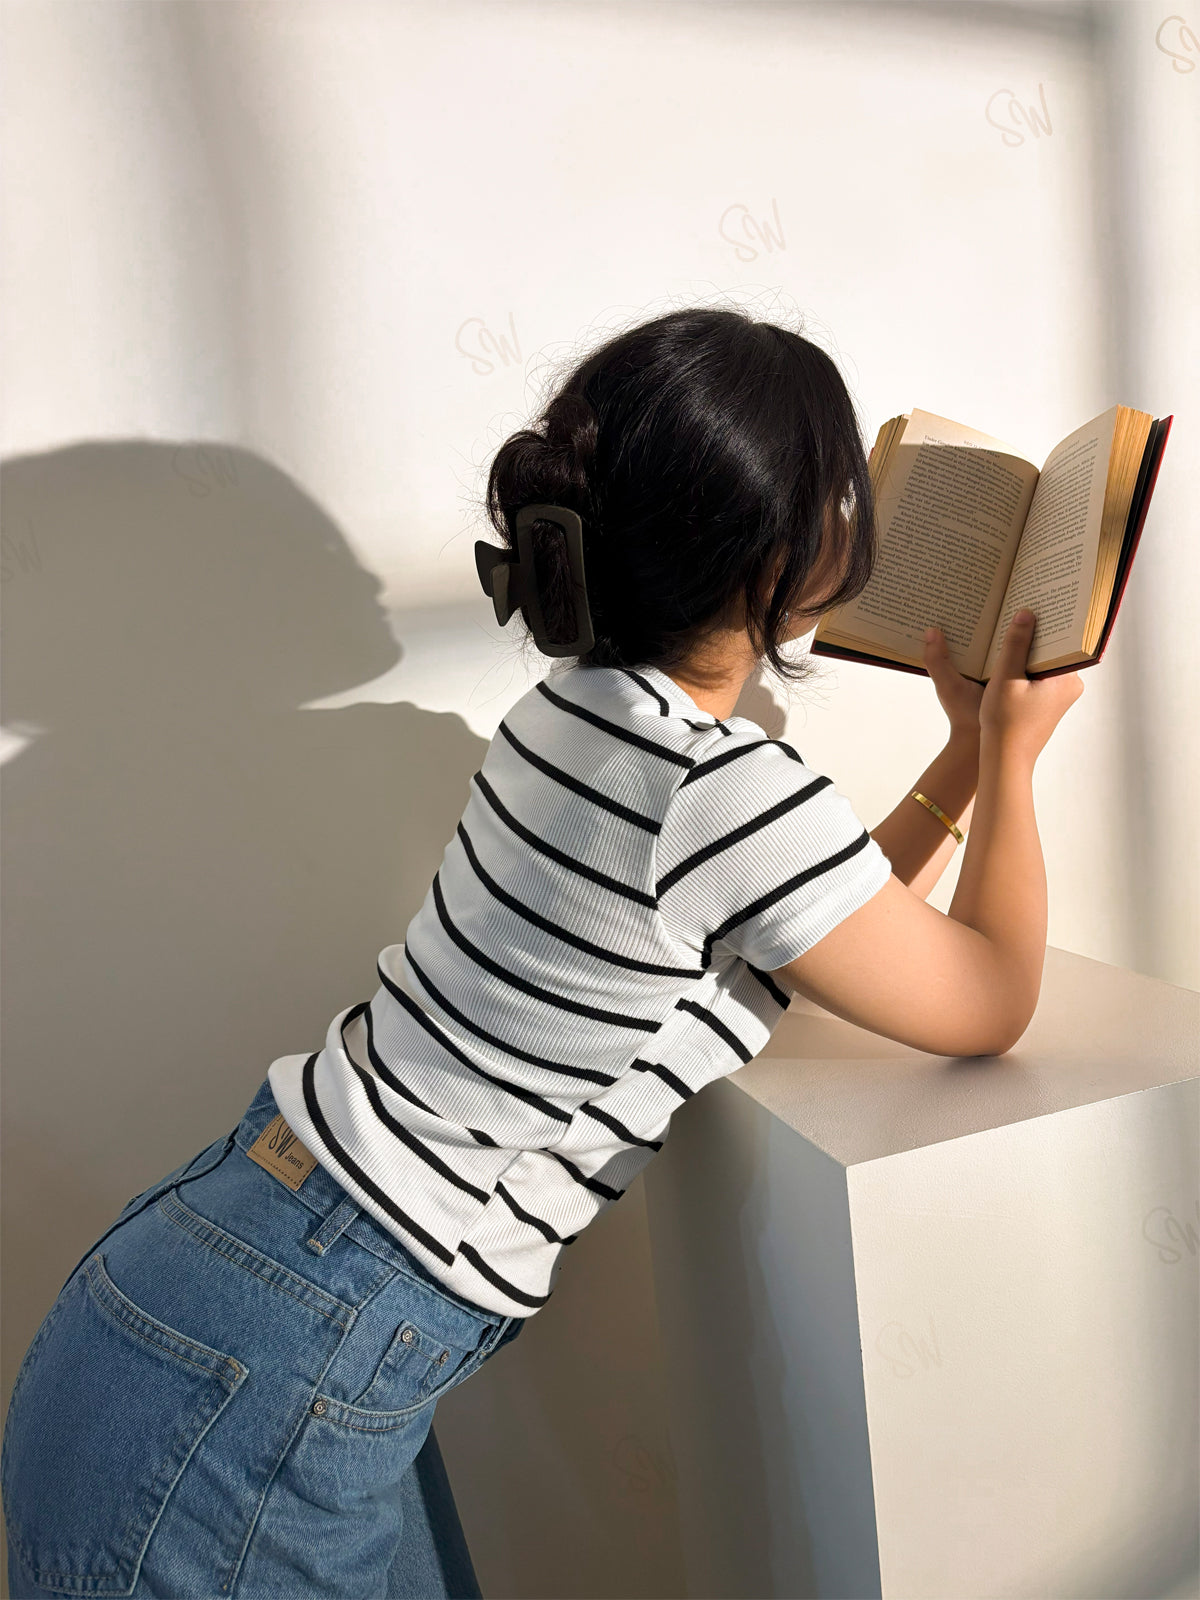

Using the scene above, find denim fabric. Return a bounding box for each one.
[1,1075,526,1598]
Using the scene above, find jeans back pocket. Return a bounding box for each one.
[0,1250,248,1596]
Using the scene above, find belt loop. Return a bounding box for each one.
[304,1194,361,1256]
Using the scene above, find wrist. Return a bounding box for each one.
[979,726,1037,778]
[945,725,982,770]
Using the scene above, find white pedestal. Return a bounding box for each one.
[643,947,1199,1600]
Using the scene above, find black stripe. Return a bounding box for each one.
[703,829,874,964]
[622,667,671,715]
[629,1056,694,1100]
[349,1002,443,1120]
[377,955,579,1117]
[431,872,663,1033]
[498,720,661,833]
[348,1001,507,1150]
[495,1180,572,1244]
[536,678,695,767]
[675,997,754,1063]
[472,770,657,910]
[456,821,702,981]
[300,1053,456,1266]
[746,963,792,1009]
[618,668,725,736]
[656,773,833,896]
[392,947,616,1089]
[578,1101,664,1151]
[457,1241,551,1308]
[549,1149,624,1202]
[339,1045,494,1202]
[680,736,801,786]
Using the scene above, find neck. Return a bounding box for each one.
[662,638,760,721]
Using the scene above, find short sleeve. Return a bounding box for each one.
[655,732,892,972]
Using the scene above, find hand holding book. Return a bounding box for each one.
[919,609,1084,768]
[978,608,1086,763]
[921,622,984,740]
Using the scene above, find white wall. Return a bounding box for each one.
[7,0,1194,981]
[2,2,1196,1595]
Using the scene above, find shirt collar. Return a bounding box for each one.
[625,662,715,722]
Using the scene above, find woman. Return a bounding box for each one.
[1,307,1082,1597]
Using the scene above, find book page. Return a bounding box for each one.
[819,409,1039,680]
[980,406,1120,679]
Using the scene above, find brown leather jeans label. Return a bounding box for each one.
[246,1112,319,1191]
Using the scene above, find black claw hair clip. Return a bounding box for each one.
[475,504,595,658]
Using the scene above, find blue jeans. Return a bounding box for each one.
[1,1075,525,1597]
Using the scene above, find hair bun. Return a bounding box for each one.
[543,391,599,488]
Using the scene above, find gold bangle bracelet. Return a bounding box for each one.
[911,790,965,844]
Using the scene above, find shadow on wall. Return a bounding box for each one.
[0,443,694,1598]
[733,669,790,741]
[0,441,488,1402]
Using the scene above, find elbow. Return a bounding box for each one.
[968,1005,1035,1059]
[936,989,1037,1059]
[972,1028,1024,1058]
[965,961,1041,1057]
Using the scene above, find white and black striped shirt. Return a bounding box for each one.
[268,662,892,1318]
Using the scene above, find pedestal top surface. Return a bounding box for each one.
[736,945,1199,1164]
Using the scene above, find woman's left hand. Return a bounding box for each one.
[922,626,983,742]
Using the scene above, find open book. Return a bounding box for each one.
[813,404,1172,683]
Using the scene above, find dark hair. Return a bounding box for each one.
[483,306,876,685]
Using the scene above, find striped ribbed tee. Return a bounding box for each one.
[267,661,892,1319]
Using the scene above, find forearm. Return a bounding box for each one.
[946,734,1046,1024]
[870,732,979,900]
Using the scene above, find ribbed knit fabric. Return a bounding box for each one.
[268,661,892,1318]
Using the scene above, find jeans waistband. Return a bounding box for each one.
[233,1075,505,1326]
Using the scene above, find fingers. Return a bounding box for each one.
[922,625,951,675]
[995,609,1036,680]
